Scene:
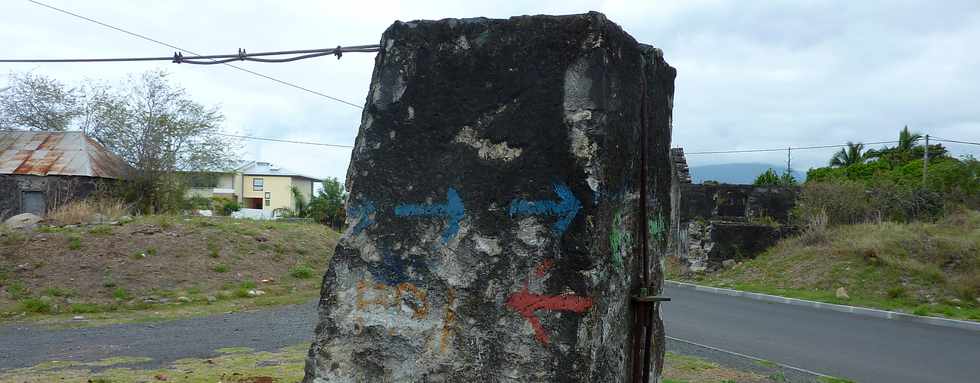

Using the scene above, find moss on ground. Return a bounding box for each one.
[673,209,980,322]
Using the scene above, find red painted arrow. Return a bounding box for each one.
[506,287,593,344]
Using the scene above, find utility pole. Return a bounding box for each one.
[922,134,930,185]
[786,147,792,177]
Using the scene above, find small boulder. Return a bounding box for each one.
[176,296,191,303]
[4,213,41,229]
[206,295,218,304]
[253,234,270,242]
[835,287,850,300]
[247,289,266,297]
[88,213,108,225]
[721,259,736,269]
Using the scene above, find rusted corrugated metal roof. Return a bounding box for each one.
[0,131,133,179]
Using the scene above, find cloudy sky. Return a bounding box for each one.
[3,0,978,182]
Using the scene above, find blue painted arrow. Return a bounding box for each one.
[346,201,376,236]
[509,182,582,235]
[394,187,465,243]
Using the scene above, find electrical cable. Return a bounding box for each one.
[0,46,380,64]
[215,133,354,148]
[26,0,367,109]
[932,137,980,146]
[685,140,901,155]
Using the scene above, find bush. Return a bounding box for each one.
[212,264,229,273]
[184,195,212,211]
[219,200,241,216]
[793,180,871,226]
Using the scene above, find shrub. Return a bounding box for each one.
[212,264,229,273]
[220,200,241,216]
[184,195,212,210]
[794,180,871,226]
[290,265,315,279]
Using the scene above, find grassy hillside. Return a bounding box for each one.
[0,216,339,321]
[672,209,980,321]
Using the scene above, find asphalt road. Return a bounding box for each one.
[663,285,980,383]
[2,286,979,383]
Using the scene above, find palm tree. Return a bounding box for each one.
[829,141,866,167]
[897,125,922,153]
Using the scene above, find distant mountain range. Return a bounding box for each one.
[690,163,806,185]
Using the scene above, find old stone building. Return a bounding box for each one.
[0,131,132,220]
[668,148,799,271]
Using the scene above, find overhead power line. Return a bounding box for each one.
[27,0,367,109]
[932,137,980,147]
[684,140,902,155]
[0,46,380,64]
[216,133,354,148]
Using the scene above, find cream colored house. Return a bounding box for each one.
[187,161,318,213]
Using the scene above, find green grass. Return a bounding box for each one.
[66,235,82,250]
[206,241,220,258]
[69,303,105,314]
[87,225,113,236]
[6,281,29,300]
[819,376,856,383]
[674,209,980,322]
[289,265,315,279]
[19,297,52,313]
[42,287,75,297]
[111,288,130,300]
[211,264,229,273]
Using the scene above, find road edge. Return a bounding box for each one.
[666,280,980,332]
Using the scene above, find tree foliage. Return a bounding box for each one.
[1,70,239,213]
[829,141,867,167]
[307,177,347,229]
[808,126,979,216]
[0,72,79,131]
[754,168,797,187]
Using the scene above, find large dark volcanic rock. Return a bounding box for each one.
[304,12,675,383]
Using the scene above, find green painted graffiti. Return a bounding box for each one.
[609,208,632,270]
[648,214,666,243]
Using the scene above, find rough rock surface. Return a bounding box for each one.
[3,213,41,229]
[305,12,674,383]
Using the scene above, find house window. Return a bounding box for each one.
[264,192,271,207]
[252,178,263,191]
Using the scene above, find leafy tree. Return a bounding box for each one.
[308,177,346,228]
[82,70,239,213]
[829,142,867,167]
[0,72,79,131]
[754,168,797,187]
[753,168,781,186]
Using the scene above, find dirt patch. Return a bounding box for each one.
[0,216,339,317]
